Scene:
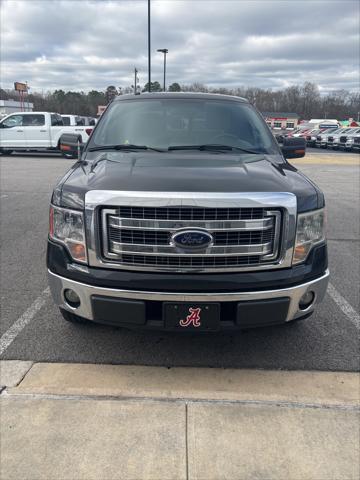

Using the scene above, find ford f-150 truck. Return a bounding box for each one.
[0,111,92,155]
[47,93,329,331]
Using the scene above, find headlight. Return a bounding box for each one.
[49,205,87,263]
[293,208,326,264]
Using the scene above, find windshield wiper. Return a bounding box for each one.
[168,144,262,154]
[88,144,165,152]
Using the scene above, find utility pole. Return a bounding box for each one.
[157,48,168,91]
[134,68,138,95]
[148,0,151,92]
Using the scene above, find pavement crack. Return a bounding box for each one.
[3,391,359,412]
[185,403,189,480]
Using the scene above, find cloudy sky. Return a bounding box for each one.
[1,0,359,93]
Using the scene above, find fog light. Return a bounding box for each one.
[299,291,315,310]
[64,289,81,308]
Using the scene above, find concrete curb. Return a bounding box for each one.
[0,360,33,389]
[2,361,359,407]
[293,153,359,165]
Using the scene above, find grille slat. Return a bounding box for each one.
[122,254,262,267]
[102,206,281,271]
[108,228,274,246]
[117,206,266,221]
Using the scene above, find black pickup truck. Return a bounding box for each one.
[48,93,329,331]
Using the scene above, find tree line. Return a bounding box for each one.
[1,81,359,120]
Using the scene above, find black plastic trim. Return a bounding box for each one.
[47,239,327,293]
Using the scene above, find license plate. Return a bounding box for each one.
[163,303,220,331]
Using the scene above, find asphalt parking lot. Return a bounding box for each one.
[0,150,359,371]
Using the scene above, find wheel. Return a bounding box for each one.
[0,149,13,155]
[60,308,89,324]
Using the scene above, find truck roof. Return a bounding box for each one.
[113,92,249,103]
[13,111,58,115]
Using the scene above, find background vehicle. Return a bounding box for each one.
[306,129,322,147]
[315,128,342,148]
[345,131,360,151]
[0,111,93,155]
[326,128,353,150]
[338,128,360,150]
[291,127,311,138]
[61,115,85,126]
[62,115,97,126]
[48,93,328,332]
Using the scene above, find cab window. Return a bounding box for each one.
[75,117,85,126]
[22,114,45,126]
[51,114,64,126]
[1,115,23,128]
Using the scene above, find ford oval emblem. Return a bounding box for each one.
[171,230,213,250]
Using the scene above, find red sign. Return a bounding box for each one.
[14,82,28,92]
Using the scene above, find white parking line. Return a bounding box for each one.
[327,283,360,329]
[0,288,50,356]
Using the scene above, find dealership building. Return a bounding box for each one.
[262,112,300,130]
[0,99,33,116]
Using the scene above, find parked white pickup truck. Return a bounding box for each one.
[0,112,93,155]
[61,114,96,126]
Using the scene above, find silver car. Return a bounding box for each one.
[345,130,360,151]
[338,128,360,150]
[315,128,340,148]
[326,128,353,149]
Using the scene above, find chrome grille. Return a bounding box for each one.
[354,137,360,144]
[101,206,282,272]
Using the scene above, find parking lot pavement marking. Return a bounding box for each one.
[0,288,50,356]
[327,282,360,329]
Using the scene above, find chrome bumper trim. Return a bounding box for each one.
[48,269,329,324]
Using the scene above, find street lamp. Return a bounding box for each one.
[148,0,151,92]
[157,48,168,92]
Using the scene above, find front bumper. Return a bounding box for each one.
[48,269,329,330]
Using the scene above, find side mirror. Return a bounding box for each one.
[280,137,306,159]
[59,133,84,159]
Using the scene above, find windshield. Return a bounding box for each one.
[91,98,278,154]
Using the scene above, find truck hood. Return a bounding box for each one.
[58,151,321,212]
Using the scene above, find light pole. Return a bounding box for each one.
[157,48,168,91]
[148,0,151,92]
[134,68,139,95]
